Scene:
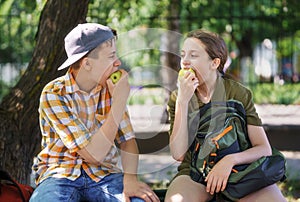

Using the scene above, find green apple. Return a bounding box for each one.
[110,70,122,84]
[178,68,195,77]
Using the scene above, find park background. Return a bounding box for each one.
[0,0,299,201]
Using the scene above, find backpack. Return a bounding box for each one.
[188,100,286,201]
[0,169,33,202]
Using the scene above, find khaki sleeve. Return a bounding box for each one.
[224,78,262,126]
[167,91,178,135]
[241,88,262,126]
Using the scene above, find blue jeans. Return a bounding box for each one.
[29,172,144,202]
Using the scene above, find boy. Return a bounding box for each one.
[30,23,159,202]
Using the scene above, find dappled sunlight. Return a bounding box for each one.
[169,194,184,202]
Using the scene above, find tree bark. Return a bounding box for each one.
[0,0,89,184]
[162,0,181,92]
[160,0,181,123]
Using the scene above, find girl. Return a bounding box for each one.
[165,29,286,202]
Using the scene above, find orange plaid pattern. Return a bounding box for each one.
[33,69,134,184]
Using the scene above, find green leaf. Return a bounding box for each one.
[0,0,14,15]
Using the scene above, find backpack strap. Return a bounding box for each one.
[199,100,246,120]
[198,101,247,130]
[226,100,246,119]
[0,170,27,202]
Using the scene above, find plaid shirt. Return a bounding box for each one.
[33,69,135,184]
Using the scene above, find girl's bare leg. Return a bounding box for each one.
[238,184,287,202]
[165,175,213,202]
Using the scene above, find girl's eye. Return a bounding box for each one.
[191,54,198,57]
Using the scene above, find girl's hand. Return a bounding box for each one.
[177,70,199,104]
[205,155,234,195]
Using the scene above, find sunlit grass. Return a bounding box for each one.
[279,179,300,202]
[249,83,300,105]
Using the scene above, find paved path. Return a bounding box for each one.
[255,104,300,125]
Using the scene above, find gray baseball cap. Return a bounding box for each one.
[58,23,114,70]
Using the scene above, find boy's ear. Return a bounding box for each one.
[82,57,92,71]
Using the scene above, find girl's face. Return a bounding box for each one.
[181,37,217,86]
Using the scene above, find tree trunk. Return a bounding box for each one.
[160,0,181,123]
[0,0,89,184]
[162,0,181,92]
[230,29,254,80]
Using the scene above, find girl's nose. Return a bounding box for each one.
[181,58,190,68]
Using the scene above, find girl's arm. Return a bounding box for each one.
[205,125,272,194]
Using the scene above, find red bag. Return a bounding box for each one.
[0,170,33,202]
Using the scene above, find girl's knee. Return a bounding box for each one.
[165,175,212,202]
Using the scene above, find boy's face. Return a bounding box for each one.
[87,39,121,87]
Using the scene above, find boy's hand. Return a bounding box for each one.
[123,176,160,202]
[107,69,130,104]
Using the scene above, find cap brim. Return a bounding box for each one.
[57,51,89,71]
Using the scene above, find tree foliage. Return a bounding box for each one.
[1,0,299,79]
[0,0,43,63]
[178,0,300,56]
[1,0,299,63]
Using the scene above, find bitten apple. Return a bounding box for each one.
[178,68,195,77]
[110,70,122,84]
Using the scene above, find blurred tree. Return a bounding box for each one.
[0,0,89,184]
[87,0,172,76]
[0,0,41,63]
[163,0,181,90]
[2,0,298,87]
[179,0,300,79]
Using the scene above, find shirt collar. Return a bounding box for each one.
[211,72,226,102]
[190,72,226,107]
[64,68,103,94]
